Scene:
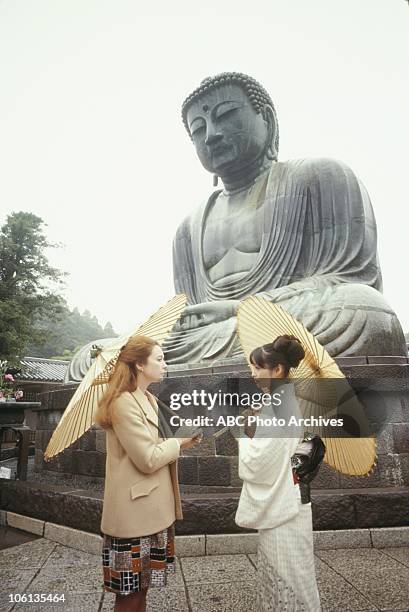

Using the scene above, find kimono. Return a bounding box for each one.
[235,385,321,611]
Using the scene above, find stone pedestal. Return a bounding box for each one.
[34,358,409,487]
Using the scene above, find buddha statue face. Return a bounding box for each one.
[186,83,272,177]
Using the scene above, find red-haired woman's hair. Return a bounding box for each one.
[95,335,159,429]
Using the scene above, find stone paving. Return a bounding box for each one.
[1,537,409,611]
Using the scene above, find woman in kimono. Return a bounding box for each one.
[95,335,201,612]
[235,335,321,611]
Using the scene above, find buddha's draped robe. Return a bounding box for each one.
[164,158,406,364]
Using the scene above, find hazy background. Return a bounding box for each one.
[1,0,408,336]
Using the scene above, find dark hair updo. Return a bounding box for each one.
[250,334,305,377]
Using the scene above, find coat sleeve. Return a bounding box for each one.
[238,436,298,486]
[112,395,180,474]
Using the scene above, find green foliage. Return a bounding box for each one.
[0,211,117,362]
[0,212,65,363]
[28,305,117,359]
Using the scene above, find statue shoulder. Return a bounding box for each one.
[174,192,218,242]
[282,157,370,215]
[286,157,359,186]
[173,212,195,258]
[174,214,192,242]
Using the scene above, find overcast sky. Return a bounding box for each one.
[1,0,408,338]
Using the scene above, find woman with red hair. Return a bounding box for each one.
[96,335,200,611]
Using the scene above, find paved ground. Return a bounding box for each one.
[1,536,409,611]
[0,527,41,551]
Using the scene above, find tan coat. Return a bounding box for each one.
[101,388,182,538]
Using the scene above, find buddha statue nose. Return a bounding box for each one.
[205,125,223,146]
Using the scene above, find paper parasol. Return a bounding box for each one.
[237,296,376,476]
[44,294,187,459]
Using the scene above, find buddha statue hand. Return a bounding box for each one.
[175,300,240,331]
[257,277,336,306]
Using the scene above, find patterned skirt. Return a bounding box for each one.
[102,524,176,595]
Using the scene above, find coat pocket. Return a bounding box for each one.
[130,477,159,500]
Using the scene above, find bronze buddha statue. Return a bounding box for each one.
[163,72,406,364]
[67,71,406,381]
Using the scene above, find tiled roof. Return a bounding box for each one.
[16,357,70,383]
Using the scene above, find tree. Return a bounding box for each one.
[0,212,65,363]
[104,321,115,336]
[28,304,118,359]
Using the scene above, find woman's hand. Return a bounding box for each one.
[179,433,203,450]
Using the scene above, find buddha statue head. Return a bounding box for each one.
[181,72,279,184]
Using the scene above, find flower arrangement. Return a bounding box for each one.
[0,360,24,402]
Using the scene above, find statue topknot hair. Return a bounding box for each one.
[181,71,279,157]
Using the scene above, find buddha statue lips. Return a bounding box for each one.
[209,144,232,165]
[162,71,407,365]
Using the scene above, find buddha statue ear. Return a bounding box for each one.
[264,105,278,161]
[213,175,219,186]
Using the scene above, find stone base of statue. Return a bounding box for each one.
[1,356,407,535]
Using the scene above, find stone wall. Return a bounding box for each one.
[33,358,409,492]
